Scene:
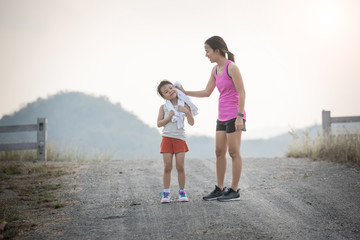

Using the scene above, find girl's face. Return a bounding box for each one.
[160,84,177,100]
[204,44,217,63]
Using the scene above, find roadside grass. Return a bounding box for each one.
[0,143,112,162]
[287,128,360,165]
[0,161,71,239]
[0,144,110,239]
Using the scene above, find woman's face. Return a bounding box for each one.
[204,44,216,63]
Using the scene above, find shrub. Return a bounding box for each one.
[287,128,360,165]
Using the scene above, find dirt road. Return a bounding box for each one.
[23,157,360,240]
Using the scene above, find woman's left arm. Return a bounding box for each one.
[229,62,246,131]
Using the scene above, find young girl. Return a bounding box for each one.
[157,80,195,203]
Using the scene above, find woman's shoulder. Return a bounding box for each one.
[211,65,217,76]
[212,65,217,72]
[227,61,238,68]
[227,61,240,72]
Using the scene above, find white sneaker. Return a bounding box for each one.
[161,192,171,203]
[178,189,189,202]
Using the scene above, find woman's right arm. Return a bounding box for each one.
[181,67,216,98]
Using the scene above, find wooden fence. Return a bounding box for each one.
[322,110,360,135]
[0,118,47,161]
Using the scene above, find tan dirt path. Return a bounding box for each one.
[23,157,360,240]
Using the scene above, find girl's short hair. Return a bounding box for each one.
[157,80,173,97]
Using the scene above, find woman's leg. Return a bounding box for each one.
[226,131,242,190]
[162,153,173,189]
[215,131,227,190]
[175,152,186,189]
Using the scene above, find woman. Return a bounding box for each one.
[177,36,246,201]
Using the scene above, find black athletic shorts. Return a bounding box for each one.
[216,118,246,134]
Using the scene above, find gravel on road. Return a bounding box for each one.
[23,157,360,240]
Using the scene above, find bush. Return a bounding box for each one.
[287,128,360,165]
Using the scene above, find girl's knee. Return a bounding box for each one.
[164,164,173,173]
[176,164,184,173]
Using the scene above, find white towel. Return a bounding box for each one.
[165,82,198,129]
[173,81,198,116]
[165,99,185,129]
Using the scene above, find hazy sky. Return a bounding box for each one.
[1,0,359,139]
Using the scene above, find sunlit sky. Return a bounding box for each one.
[1,0,359,139]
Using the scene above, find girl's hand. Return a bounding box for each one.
[235,117,243,131]
[177,105,188,114]
[168,110,175,118]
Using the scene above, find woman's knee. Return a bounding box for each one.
[215,148,227,158]
[228,149,240,159]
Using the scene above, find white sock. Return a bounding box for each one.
[164,189,170,193]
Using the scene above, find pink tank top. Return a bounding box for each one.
[215,60,246,121]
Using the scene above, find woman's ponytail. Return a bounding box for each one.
[227,51,235,63]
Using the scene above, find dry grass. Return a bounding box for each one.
[0,143,109,239]
[0,143,112,162]
[0,161,77,239]
[287,128,360,165]
[0,142,111,238]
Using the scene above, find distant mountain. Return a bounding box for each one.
[0,92,161,159]
[4,91,352,159]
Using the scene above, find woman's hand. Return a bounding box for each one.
[175,85,186,94]
[235,117,243,132]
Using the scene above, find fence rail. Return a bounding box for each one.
[322,110,360,135]
[0,118,47,161]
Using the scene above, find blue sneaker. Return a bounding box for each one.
[178,189,189,202]
[161,192,171,203]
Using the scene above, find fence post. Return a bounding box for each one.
[37,118,47,161]
[322,110,331,136]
